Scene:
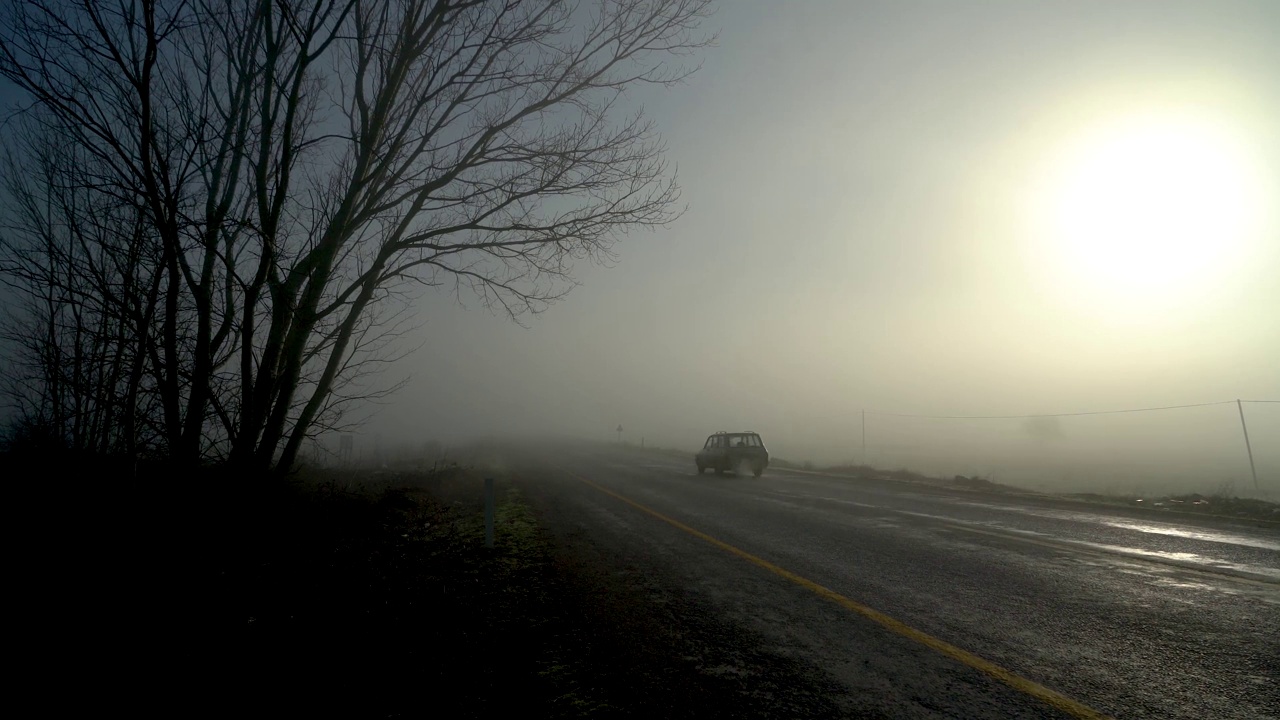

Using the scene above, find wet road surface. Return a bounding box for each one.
[515,443,1280,719]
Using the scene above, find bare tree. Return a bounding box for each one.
[0,119,166,459]
[1,0,714,471]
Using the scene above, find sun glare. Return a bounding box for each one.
[1035,113,1265,314]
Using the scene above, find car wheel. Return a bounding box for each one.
[696,463,705,474]
[752,467,763,478]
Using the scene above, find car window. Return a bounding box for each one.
[704,436,715,449]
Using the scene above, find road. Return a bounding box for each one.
[511,442,1279,719]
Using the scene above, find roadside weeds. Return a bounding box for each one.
[81,467,613,718]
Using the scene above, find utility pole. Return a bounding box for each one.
[861,409,866,460]
[1236,399,1259,491]
[617,424,623,443]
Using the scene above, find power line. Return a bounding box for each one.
[865,400,1238,420]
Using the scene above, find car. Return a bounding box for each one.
[696,431,769,477]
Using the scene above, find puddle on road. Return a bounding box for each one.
[916,499,1280,553]
[1095,520,1280,551]
[1070,541,1280,581]
[1148,576,1226,592]
[1079,556,1280,604]
[928,518,1280,582]
[758,490,1280,583]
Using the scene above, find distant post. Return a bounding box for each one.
[1236,400,1259,491]
[484,477,495,549]
[617,424,623,443]
[339,433,354,465]
[861,410,866,460]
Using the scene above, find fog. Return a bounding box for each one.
[330,0,1280,497]
[289,3,1280,495]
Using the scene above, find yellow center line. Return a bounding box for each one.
[567,470,1114,720]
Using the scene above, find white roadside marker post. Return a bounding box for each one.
[484,477,495,549]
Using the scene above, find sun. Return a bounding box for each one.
[1033,112,1265,314]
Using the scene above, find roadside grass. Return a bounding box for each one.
[209,468,615,719]
[12,452,611,719]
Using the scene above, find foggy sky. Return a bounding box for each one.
[4,2,1275,493]
[358,0,1280,494]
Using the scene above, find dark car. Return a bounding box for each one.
[696,431,769,477]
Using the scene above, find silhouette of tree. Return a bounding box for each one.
[1,0,714,470]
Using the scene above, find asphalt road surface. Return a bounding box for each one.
[512,442,1279,719]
